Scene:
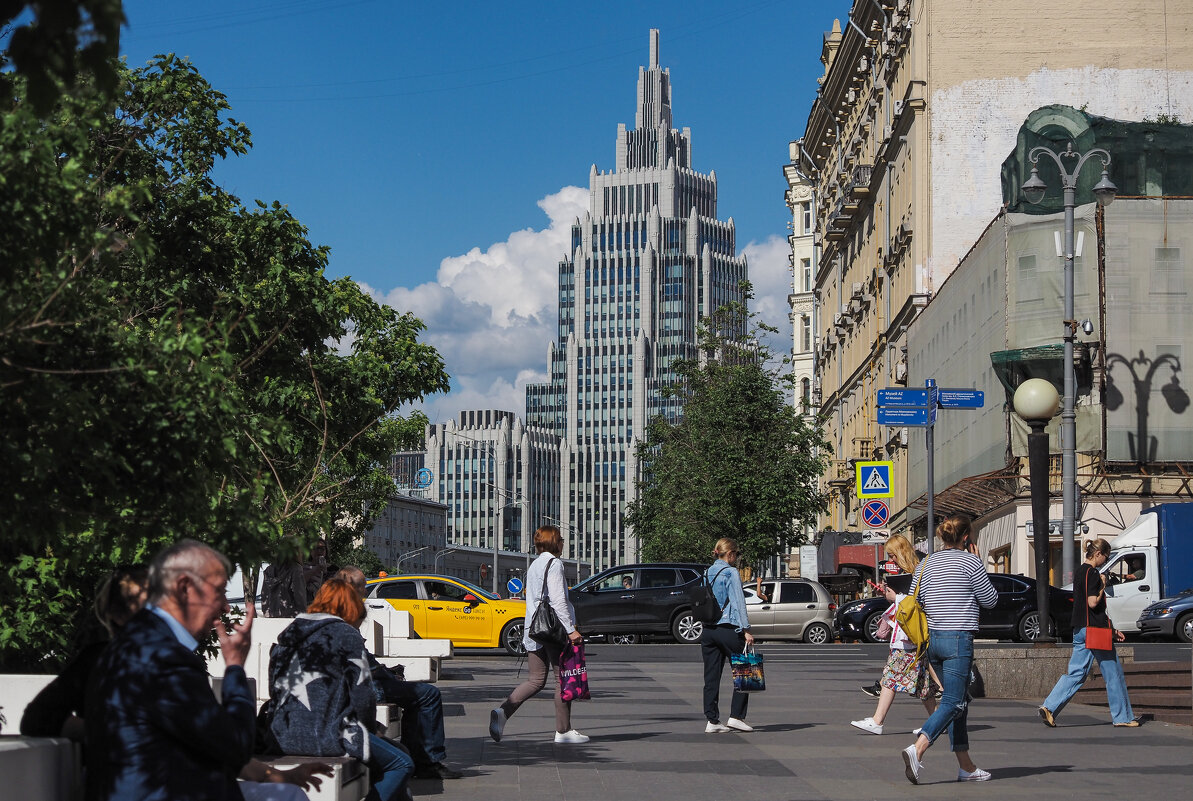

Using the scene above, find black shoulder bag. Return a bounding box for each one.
[528,557,570,648]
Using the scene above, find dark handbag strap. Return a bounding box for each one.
[539,556,558,603]
[1084,564,1107,631]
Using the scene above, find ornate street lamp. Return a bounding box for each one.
[1022,142,1116,586]
[1013,378,1061,644]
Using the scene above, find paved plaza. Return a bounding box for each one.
[418,643,1191,801]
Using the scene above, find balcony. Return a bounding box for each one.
[849,164,874,199]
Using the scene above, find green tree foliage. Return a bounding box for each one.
[393,410,430,451]
[0,55,449,668]
[625,291,829,567]
[1,1,125,114]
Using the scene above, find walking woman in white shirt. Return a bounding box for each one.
[489,525,588,744]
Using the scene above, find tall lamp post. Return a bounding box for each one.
[433,547,458,574]
[396,545,430,575]
[1021,142,1117,586]
[1013,378,1061,644]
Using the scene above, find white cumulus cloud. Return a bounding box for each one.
[362,186,587,424]
[365,190,795,425]
[741,234,794,359]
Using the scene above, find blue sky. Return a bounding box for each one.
[114,0,851,421]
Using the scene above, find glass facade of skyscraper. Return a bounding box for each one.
[526,30,747,571]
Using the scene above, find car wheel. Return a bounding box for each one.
[671,611,703,644]
[501,619,526,656]
[863,610,884,643]
[612,633,640,645]
[1017,611,1055,642]
[803,622,832,645]
[1176,612,1193,644]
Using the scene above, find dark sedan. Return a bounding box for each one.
[836,572,1074,643]
[569,563,706,644]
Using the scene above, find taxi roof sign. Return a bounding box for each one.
[856,461,894,498]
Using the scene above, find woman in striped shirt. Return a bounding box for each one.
[900,515,998,785]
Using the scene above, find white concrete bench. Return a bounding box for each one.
[0,674,57,736]
[0,736,80,801]
[248,755,368,801]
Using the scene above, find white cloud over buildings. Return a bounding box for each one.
[365,187,793,425]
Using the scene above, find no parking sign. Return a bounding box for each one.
[861,499,890,528]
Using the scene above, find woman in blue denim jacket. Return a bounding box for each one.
[699,537,755,733]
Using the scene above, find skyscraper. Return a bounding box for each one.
[526,29,748,571]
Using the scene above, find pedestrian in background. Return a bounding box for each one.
[899,516,998,785]
[262,537,307,617]
[1038,538,1140,728]
[850,535,938,735]
[489,525,587,745]
[700,537,754,734]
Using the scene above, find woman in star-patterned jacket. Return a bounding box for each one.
[262,578,414,801]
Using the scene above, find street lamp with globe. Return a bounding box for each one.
[1014,377,1061,644]
[1021,142,1116,587]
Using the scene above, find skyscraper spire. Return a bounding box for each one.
[649,27,659,69]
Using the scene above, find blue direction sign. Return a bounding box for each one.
[937,388,985,409]
[877,406,934,426]
[877,388,931,407]
[507,577,524,595]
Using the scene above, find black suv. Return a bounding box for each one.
[569,563,706,644]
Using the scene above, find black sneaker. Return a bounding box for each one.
[413,762,463,780]
[861,681,881,698]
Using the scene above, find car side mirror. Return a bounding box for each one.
[463,593,479,604]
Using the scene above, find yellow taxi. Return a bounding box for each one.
[365,574,527,655]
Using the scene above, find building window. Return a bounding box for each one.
[1152,247,1184,294]
[801,378,811,406]
[801,315,812,352]
[801,202,812,235]
[801,258,813,293]
[1017,255,1041,301]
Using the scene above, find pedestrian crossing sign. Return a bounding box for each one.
[856,461,894,498]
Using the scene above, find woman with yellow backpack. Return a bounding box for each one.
[899,515,998,785]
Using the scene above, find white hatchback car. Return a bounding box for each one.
[742,579,836,644]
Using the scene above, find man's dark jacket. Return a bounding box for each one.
[84,608,255,801]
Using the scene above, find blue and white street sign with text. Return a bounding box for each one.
[877,388,931,407]
[877,406,933,426]
[937,389,984,409]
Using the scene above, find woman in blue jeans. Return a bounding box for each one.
[1038,538,1138,727]
[900,516,998,785]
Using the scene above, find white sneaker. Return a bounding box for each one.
[705,721,731,733]
[912,727,922,736]
[726,717,754,732]
[902,744,923,785]
[554,729,589,744]
[850,717,883,735]
[488,708,506,743]
[958,767,991,782]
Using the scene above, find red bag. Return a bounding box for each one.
[1085,625,1113,651]
[559,642,590,701]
